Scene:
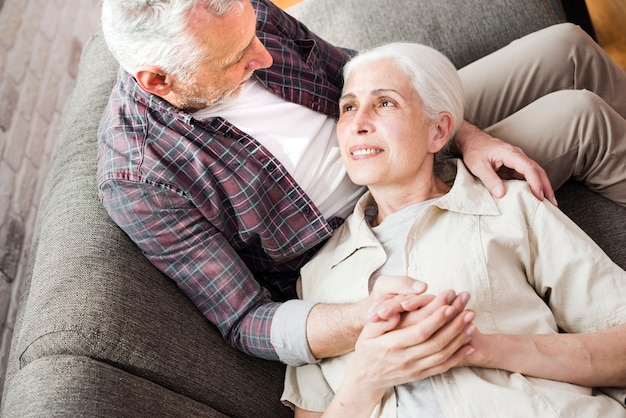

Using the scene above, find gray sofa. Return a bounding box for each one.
[2,0,625,416]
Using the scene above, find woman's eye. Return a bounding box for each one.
[341,104,355,113]
[381,100,395,107]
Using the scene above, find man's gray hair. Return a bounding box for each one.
[101,0,244,81]
[343,42,465,141]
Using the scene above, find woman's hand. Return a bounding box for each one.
[368,284,470,323]
[350,291,476,390]
[455,121,557,206]
[318,290,476,417]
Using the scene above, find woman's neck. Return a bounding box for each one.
[368,175,450,227]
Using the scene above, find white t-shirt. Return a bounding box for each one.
[193,79,364,220]
[370,200,445,418]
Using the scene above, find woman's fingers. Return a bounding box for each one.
[373,290,470,327]
[354,288,476,389]
[388,304,474,351]
[355,305,476,387]
[359,311,403,340]
[368,293,437,321]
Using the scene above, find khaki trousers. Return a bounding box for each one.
[459,23,626,205]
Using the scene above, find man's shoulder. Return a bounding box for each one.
[97,74,174,190]
[98,70,148,135]
[98,74,147,158]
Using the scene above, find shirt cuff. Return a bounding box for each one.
[271,299,318,366]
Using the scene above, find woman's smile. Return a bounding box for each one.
[350,146,385,158]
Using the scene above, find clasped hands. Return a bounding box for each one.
[345,276,483,395]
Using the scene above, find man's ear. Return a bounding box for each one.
[429,112,454,153]
[134,66,173,97]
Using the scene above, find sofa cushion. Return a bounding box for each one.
[287,0,562,68]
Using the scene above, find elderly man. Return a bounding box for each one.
[97,0,626,369]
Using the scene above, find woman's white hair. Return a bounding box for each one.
[101,0,243,82]
[343,42,465,142]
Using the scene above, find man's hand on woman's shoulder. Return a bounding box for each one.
[455,121,558,206]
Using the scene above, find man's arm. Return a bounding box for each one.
[306,302,367,359]
[306,279,469,360]
[100,180,447,364]
[100,179,287,360]
[454,121,557,206]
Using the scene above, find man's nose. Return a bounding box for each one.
[248,38,273,71]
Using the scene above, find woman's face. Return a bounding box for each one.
[337,59,441,190]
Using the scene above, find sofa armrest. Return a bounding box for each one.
[2,32,291,418]
[2,356,228,417]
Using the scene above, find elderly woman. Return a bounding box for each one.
[281,42,626,417]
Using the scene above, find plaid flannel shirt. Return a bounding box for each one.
[97,0,356,360]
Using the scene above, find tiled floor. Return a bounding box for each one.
[0,0,101,398]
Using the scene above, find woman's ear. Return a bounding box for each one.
[134,66,173,97]
[429,112,453,153]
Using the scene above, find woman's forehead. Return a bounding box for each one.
[345,61,414,95]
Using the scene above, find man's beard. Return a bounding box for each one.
[177,75,251,112]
